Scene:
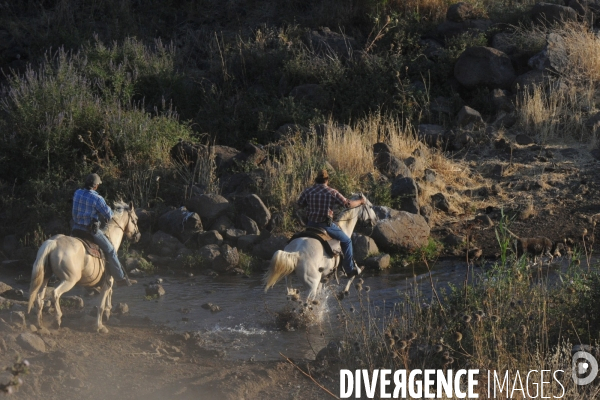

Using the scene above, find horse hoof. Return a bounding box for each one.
[97,326,109,334]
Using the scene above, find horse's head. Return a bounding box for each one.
[350,193,378,227]
[114,201,142,243]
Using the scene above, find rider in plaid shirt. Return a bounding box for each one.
[297,169,365,277]
[72,188,113,230]
[71,174,136,287]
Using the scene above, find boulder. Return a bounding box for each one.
[490,89,514,112]
[531,2,578,25]
[454,47,516,89]
[211,145,241,171]
[224,228,246,243]
[420,205,433,224]
[418,124,450,149]
[363,254,391,270]
[170,140,207,168]
[452,132,474,151]
[527,33,568,74]
[424,169,437,183]
[237,214,260,235]
[516,134,535,145]
[372,212,431,252]
[568,0,587,17]
[352,234,379,262]
[456,106,484,127]
[252,235,289,260]
[219,245,240,271]
[185,194,231,227]
[431,193,450,213]
[135,208,155,231]
[198,244,240,272]
[17,332,46,353]
[391,177,419,214]
[373,142,393,156]
[197,230,223,248]
[372,206,401,221]
[151,231,185,257]
[436,21,469,39]
[236,194,271,229]
[145,284,166,297]
[220,171,264,197]
[491,32,517,55]
[237,234,261,251]
[374,152,412,179]
[404,156,425,174]
[157,207,202,244]
[209,215,235,233]
[234,142,266,167]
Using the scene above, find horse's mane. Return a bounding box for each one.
[103,201,129,230]
[336,193,370,221]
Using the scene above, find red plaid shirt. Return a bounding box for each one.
[298,184,348,223]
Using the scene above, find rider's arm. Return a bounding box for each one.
[94,195,114,221]
[331,189,364,208]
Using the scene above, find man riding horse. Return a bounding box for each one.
[297,169,364,278]
[72,173,137,287]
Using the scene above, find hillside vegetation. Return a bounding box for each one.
[0,0,599,244]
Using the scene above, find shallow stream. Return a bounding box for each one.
[111,260,480,361]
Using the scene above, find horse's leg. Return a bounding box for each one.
[36,278,50,328]
[103,278,114,322]
[96,281,113,333]
[51,279,76,328]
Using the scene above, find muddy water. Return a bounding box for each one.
[7,257,580,362]
[108,260,474,362]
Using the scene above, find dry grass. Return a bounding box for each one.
[326,243,600,399]
[516,23,600,144]
[261,113,485,228]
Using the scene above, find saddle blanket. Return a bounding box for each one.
[71,229,104,259]
[289,226,342,258]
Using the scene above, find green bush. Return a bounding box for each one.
[0,41,193,184]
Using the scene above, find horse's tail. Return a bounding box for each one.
[28,239,57,314]
[264,250,300,292]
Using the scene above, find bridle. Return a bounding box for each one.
[112,208,140,239]
[335,198,377,227]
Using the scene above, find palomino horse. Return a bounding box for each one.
[27,201,141,333]
[264,194,377,301]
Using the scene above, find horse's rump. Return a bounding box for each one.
[50,236,106,287]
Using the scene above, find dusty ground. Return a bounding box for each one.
[0,306,335,400]
[429,137,600,260]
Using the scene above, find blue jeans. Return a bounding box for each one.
[73,226,125,281]
[307,220,356,274]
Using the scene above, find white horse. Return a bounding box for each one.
[264,194,378,301]
[27,201,141,333]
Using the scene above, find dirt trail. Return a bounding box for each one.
[0,311,333,400]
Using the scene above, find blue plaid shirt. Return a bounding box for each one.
[72,189,113,229]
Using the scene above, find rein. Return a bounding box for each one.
[107,209,139,240]
[335,204,368,222]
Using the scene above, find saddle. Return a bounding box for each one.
[290,226,343,259]
[71,229,104,259]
